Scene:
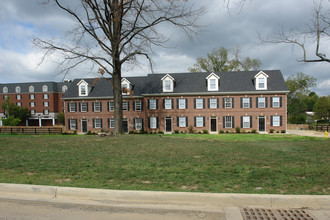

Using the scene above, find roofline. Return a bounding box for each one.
[62,91,289,100]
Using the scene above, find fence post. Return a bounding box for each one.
[35,128,37,134]
[11,128,12,134]
[22,128,24,134]
[48,128,50,134]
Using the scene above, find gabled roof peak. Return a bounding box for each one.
[253,71,269,79]
[161,74,175,81]
[77,79,89,86]
[206,72,220,79]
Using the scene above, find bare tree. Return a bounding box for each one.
[259,0,330,63]
[34,0,204,135]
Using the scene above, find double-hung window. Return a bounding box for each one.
[94,118,102,128]
[258,97,265,108]
[149,117,157,129]
[178,99,186,109]
[122,101,129,111]
[164,99,172,109]
[69,103,76,112]
[225,98,232,108]
[209,98,217,109]
[272,116,280,126]
[94,102,101,112]
[178,117,187,127]
[135,101,142,111]
[242,116,250,128]
[258,77,265,89]
[44,109,49,115]
[272,97,280,108]
[81,102,88,112]
[209,79,216,90]
[108,101,114,111]
[31,109,35,115]
[225,116,233,128]
[17,95,21,100]
[44,102,49,107]
[149,99,157,109]
[242,98,250,108]
[44,94,49,99]
[17,102,21,107]
[30,94,35,100]
[135,118,143,130]
[196,117,204,127]
[195,98,203,109]
[108,118,115,128]
[164,80,171,91]
[70,119,77,130]
[30,102,35,107]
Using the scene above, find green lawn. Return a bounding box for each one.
[0,133,329,195]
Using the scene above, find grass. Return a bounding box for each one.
[0,133,329,195]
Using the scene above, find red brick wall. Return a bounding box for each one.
[64,93,287,133]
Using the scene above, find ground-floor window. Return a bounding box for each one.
[149,117,158,129]
[93,118,102,128]
[108,118,115,128]
[134,118,143,130]
[69,119,77,130]
[178,117,187,127]
[195,116,204,127]
[242,116,251,128]
[224,116,234,128]
[271,116,282,127]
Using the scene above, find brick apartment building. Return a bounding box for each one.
[0,81,71,126]
[63,70,289,134]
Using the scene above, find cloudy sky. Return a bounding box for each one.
[0,0,329,95]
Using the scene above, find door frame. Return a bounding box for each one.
[210,116,217,133]
[165,117,172,133]
[258,116,266,132]
[81,119,88,133]
[122,118,129,133]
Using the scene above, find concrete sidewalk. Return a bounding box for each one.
[0,183,329,219]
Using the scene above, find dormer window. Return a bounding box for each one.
[42,85,48,92]
[62,85,68,93]
[77,79,90,96]
[206,73,220,91]
[161,74,174,92]
[254,71,269,90]
[3,87,8,93]
[29,86,34,93]
[15,86,21,93]
[121,78,131,95]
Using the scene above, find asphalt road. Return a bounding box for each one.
[0,198,225,220]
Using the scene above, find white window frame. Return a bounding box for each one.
[272,97,280,108]
[242,98,250,108]
[44,101,49,107]
[135,101,142,111]
[42,85,48,92]
[31,109,35,115]
[94,118,102,128]
[149,99,156,109]
[121,78,131,95]
[225,116,233,128]
[94,102,101,112]
[3,87,8,93]
[258,97,265,108]
[179,117,186,128]
[122,101,129,111]
[196,98,203,109]
[196,117,204,127]
[62,85,68,93]
[44,109,49,115]
[254,71,269,90]
[43,94,48,99]
[17,95,21,100]
[161,74,174,92]
[165,99,172,109]
[77,80,89,97]
[242,116,250,128]
[29,86,34,93]
[273,116,280,127]
[30,102,35,107]
[15,86,21,93]
[30,94,35,100]
[109,118,115,128]
[178,99,186,109]
[210,98,217,109]
[164,80,171,91]
[135,118,143,130]
[108,101,114,111]
[81,102,88,112]
[225,98,232,108]
[150,117,157,129]
[206,73,220,91]
[69,103,76,112]
[70,119,77,130]
[17,102,21,107]
[258,77,265,89]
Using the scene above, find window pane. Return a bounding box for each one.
[150,117,156,129]
[210,79,216,89]
[179,99,186,109]
[225,98,232,108]
[210,98,217,108]
[196,117,203,127]
[109,101,114,111]
[135,118,142,130]
[243,98,250,108]
[122,101,128,110]
[165,99,172,109]
[150,99,156,109]
[81,102,87,112]
[243,116,250,128]
[258,97,265,108]
[273,97,279,107]
[225,116,232,128]
[179,117,186,127]
[273,116,280,126]
[196,99,203,109]
[135,101,142,111]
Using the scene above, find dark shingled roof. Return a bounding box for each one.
[0,81,72,94]
[61,70,290,99]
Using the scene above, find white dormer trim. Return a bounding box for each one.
[161,74,175,92]
[254,71,269,90]
[121,78,131,95]
[206,72,220,91]
[77,79,90,96]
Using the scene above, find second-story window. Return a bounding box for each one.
[94,102,101,112]
[69,102,76,112]
[242,98,250,108]
[149,99,157,109]
[30,102,35,107]
[257,97,266,108]
[134,101,142,111]
[81,102,88,112]
[209,98,217,109]
[272,97,280,108]
[195,98,204,109]
[178,99,186,109]
[17,95,21,100]
[108,101,114,111]
[44,94,49,99]
[224,98,232,108]
[164,99,172,109]
[122,101,129,111]
[44,102,49,107]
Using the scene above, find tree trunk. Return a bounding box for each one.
[112,61,123,135]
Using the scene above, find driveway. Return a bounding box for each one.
[287,129,329,138]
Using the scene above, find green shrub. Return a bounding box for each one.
[219,130,224,134]
[270,129,274,133]
[236,127,240,133]
[202,129,209,134]
[226,130,229,133]
[276,131,280,133]
[188,125,194,134]
[87,130,92,135]
[180,131,183,133]
[174,130,179,134]
[281,130,286,133]
[129,130,135,134]
[1,116,21,126]
[252,129,257,133]
[158,131,164,134]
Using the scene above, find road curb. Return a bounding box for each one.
[0,183,329,209]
